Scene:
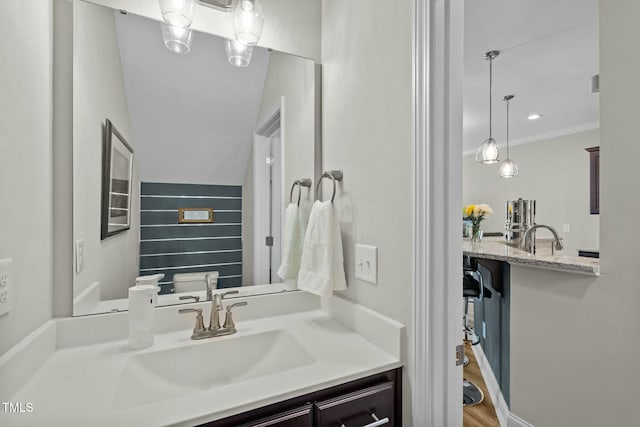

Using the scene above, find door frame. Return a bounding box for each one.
[253,98,286,285]
[412,0,464,426]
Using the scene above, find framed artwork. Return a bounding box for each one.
[178,207,214,223]
[101,119,134,239]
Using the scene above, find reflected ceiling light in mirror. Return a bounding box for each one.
[475,50,500,164]
[527,113,542,120]
[225,38,254,67]
[159,0,195,28]
[231,0,264,46]
[161,23,193,54]
[499,95,519,178]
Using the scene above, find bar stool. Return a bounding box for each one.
[463,270,483,347]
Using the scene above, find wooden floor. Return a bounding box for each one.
[463,342,500,427]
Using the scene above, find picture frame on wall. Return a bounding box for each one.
[101,119,134,240]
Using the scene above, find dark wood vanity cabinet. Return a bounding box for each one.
[201,368,401,427]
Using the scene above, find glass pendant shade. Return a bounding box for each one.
[225,39,254,67]
[499,158,519,178]
[475,137,500,164]
[476,50,501,164]
[161,23,192,54]
[499,94,519,178]
[231,0,264,46]
[159,0,195,28]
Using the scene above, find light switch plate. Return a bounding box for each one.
[0,258,13,317]
[75,239,85,274]
[355,244,378,284]
[563,224,571,232]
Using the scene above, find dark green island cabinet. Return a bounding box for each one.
[470,257,511,405]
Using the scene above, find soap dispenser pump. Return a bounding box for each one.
[128,274,163,350]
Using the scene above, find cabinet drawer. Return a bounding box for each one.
[315,381,395,427]
[239,404,313,427]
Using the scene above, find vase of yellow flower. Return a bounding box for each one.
[463,203,493,243]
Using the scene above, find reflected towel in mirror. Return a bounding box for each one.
[297,201,347,296]
[278,203,311,281]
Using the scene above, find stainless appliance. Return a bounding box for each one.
[505,198,536,245]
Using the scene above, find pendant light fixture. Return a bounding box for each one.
[498,95,519,178]
[231,0,264,46]
[158,0,195,28]
[475,50,500,164]
[225,39,254,67]
[160,22,192,54]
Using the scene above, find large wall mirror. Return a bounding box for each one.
[72,0,319,315]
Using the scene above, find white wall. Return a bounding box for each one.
[507,1,640,425]
[73,0,139,303]
[242,148,254,286]
[85,0,321,62]
[463,129,600,255]
[53,0,74,317]
[258,51,316,208]
[115,11,270,186]
[321,0,413,424]
[0,0,53,355]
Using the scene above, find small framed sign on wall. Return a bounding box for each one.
[178,208,214,223]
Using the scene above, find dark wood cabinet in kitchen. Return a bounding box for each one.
[202,368,401,427]
[586,146,599,214]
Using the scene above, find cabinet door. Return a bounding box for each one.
[315,382,395,427]
[239,404,313,427]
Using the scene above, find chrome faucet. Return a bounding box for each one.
[179,290,247,340]
[520,224,564,255]
[205,273,214,301]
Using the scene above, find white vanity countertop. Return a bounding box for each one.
[2,295,403,427]
[463,237,600,275]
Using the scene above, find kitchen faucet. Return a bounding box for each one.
[179,290,247,340]
[520,224,564,255]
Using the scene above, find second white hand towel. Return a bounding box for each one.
[298,200,347,296]
[277,202,310,280]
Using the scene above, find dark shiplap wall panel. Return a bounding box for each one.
[140,182,242,294]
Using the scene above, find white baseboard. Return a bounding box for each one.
[470,345,536,427]
[471,344,510,427]
[508,413,535,427]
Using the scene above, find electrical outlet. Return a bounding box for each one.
[75,239,85,274]
[355,244,378,284]
[0,258,13,317]
[563,224,571,233]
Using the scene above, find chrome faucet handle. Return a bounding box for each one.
[179,295,200,302]
[179,308,206,336]
[220,290,239,299]
[223,302,248,330]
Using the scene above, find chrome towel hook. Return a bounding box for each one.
[289,178,312,206]
[316,170,344,203]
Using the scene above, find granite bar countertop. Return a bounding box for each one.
[463,237,600,276]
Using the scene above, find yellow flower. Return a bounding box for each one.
[464,203,493,218]
[464,204,475,217]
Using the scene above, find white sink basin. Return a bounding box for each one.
[112,330,315,409]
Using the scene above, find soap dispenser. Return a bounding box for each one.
[128,274,163,350]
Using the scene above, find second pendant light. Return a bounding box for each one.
[498,95,519,178]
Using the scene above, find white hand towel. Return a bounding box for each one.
[277,202,311,280]
[297,201,347,296]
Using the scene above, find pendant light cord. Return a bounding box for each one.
[489,57,493,139]
[506,97,509,158]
